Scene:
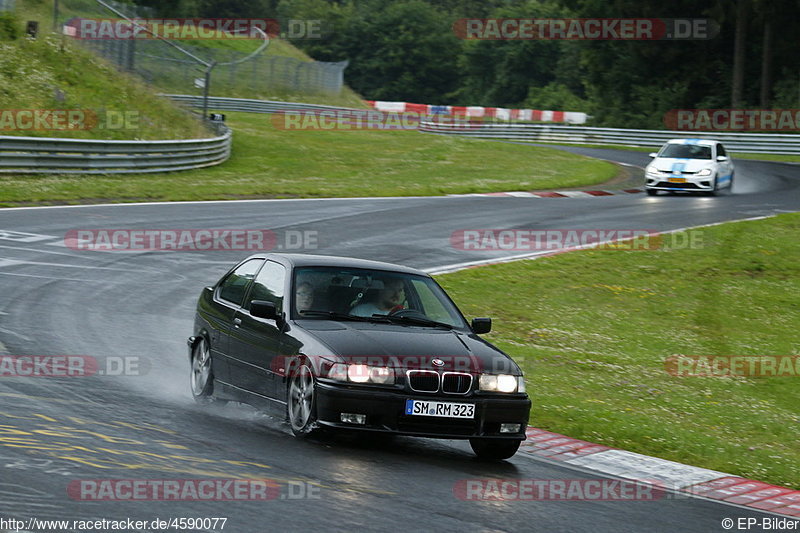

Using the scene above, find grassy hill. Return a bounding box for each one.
[0,0,364,143]
[0,35,212,140]
[0,3,209,140]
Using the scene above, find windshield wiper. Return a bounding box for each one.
[298,310,371,321]
[381,314,454,329]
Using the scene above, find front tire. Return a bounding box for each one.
[706,175,719,197]
[287,363,320,437]
[645,188,657,196]
[190,338,222,405]
[469,438,521,460]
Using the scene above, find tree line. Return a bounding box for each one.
[134,0,799,128]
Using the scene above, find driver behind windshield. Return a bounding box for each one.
[295,281,315,313]
[350,277,405,317]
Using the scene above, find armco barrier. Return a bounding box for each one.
[166,95,355,115]
[167,95,800,155]
[0,124,231,174]
[167,95,589,124]
[418,121,800,155]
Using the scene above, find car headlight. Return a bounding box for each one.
[479,374,522,393]
[645,167,662,176]
[696,168,713,176]
[327,363,395,385]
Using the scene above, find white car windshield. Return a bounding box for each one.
[659,144,712,160]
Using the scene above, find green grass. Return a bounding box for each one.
[729,152,800,163]
[1,3,209,140]
[437,214,800,489]
[0,111,617,205]
[11,0,365,111]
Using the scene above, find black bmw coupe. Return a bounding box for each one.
[188,254,531,459]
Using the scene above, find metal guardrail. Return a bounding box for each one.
[167,95,800,155]
[418,122,800,155]
[167,94,360,114]
[0,125,231,174]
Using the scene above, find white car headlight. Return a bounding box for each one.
[479,374,521,393]
[328,363,395,385]
[645,167,662,176]
[696,168,713,176]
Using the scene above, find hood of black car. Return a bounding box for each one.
[298,321,519,374]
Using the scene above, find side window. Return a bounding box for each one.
[218,259,263,306]
[717,144,726,157]
[249,261,286,312]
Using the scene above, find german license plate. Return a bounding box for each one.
[405,399,474,418]
[668,177,686,183]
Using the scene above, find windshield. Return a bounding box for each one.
[291,267,468,328]
[659,143,712,160]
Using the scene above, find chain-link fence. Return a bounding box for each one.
[116,40,348,96]
[55,0,347,100]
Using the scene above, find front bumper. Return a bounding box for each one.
[645,176,714,191]
[315,381,531,440]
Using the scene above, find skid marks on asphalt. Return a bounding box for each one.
[0,406,276,478]
[0,394,395,498]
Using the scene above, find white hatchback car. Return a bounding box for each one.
[644,139,734,196]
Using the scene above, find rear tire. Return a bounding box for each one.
[190,338,224,405]
[469,438,521,460]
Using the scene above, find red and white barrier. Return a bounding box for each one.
[365,100,588,124]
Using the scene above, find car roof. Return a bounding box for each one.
[664,138,719,147]
[244,253,429,276]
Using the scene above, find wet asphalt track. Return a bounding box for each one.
[0,147,798,532]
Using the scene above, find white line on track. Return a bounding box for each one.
[0,257,161,273]
[0,243,91,258]
[0,196,435,211]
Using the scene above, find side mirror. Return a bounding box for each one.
[648,152,658,158]
[716,155,728,162]
[250,300,279,321]
[471,317,492,334]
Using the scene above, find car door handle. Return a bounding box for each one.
[233,318,242,328]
